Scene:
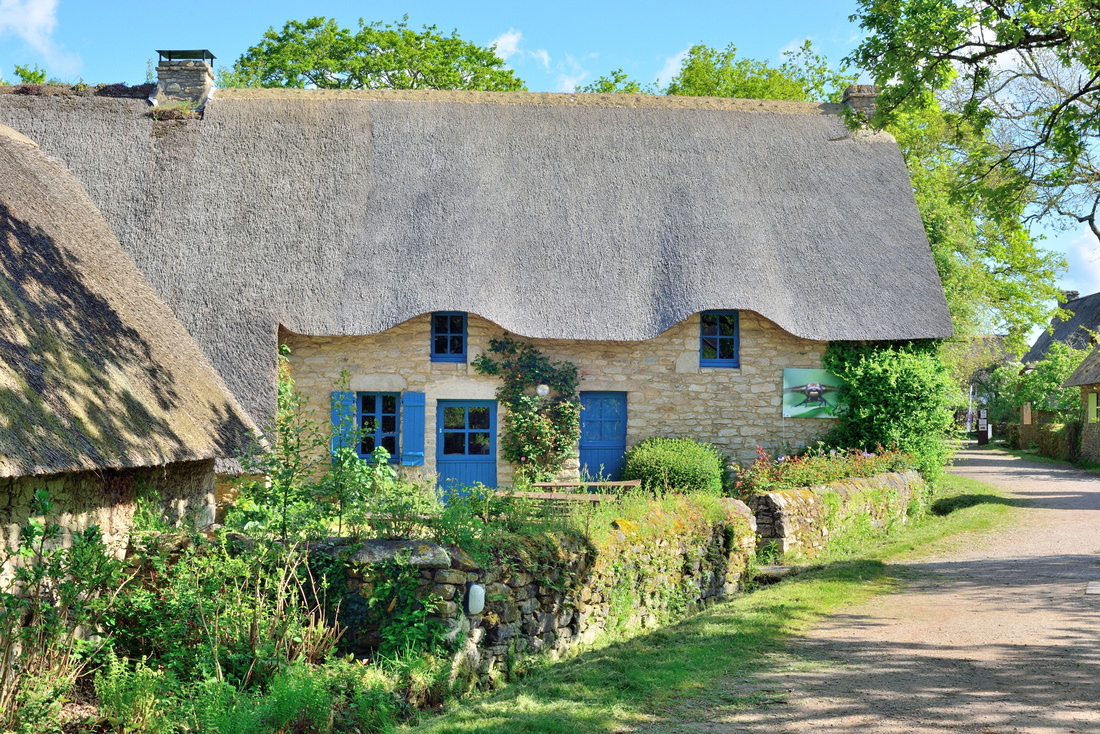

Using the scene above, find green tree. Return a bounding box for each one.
[578,68,656,94]
[848,0,1100,241]
[1015,341,1092,418]
[889,103,1066,357]
[13,63,47,84]
[666,40,856,102]
[221,15,525,91]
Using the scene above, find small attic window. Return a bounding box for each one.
[431,312,467,362]
[700,311,739,368]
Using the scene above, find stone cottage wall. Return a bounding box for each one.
[284,311,831,485]
[750,470,924,556]
[0,459,216,567]
[315,498,755,685]
[1080,387,1100,463]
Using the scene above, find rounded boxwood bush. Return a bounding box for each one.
[621,437,725,493]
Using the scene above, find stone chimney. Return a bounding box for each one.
[153,50,215,109]
[843,84,880,119]
[1060,290,1080,304]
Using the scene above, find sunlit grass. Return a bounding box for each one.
[407,473,1016,733]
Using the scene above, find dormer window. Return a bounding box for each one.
[431,312,467,362]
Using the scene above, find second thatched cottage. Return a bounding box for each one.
[0,68,953,489]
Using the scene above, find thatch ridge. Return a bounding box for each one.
[0,93,952,425]
[1023,291,1100,365]
[1065,346,1100,387]
[0,125,256,477]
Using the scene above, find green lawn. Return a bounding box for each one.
[406,474,1016,733]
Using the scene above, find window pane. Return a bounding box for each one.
[585,401,601,420]
[381,395,397,413]
[361,436,376,454]
[381,415,396,433]
[701,338,718,360]
[443,432,466,455]
[605,420,622,439]
[381,436,397,455]
[449,335,464,354]
[361,416,377,433]
[469,432,491,455]
[433,314,449,333]
[469,407,490,429]
[444,407,466,429]
[450,314,464,333]
[434,336,449,354]
[719,339,736,360]
[601,399,621,419]
[361,394,376,413]
[582,421,602,442]
[701,314,718,336]
[719,314,737,336]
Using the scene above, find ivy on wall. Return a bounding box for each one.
[472,336,580,482]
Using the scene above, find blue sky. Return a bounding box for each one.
[1,0,1098,310]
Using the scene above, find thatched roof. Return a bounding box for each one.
[1065,346,1100,387]
[0,89,952,423]
[0,125,255,478]
[1023,291,1100,364]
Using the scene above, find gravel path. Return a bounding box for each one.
[654,448,1100,733]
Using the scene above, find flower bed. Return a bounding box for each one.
[734,444,918,498]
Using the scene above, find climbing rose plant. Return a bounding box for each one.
[473,336,580,482]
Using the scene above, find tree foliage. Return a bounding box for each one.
[888,103,1066,356]
[1001,340,1092,418]
[666,40,857,102]
[822,341,957,483]
[221,15,525,91]
[13,63,47,84]
[848,0,1100,241]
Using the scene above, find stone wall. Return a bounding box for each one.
[315,499,755,684]
[154,61,214,108]
[1079,387,1100,463]
[750,471,924,556]
[283,311,832,486]
[0,459,216,566]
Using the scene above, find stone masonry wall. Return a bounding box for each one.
[0,459,216,570]
[155,61,215,108]
[750,470,924,556]
[283,311,832,486]
[1079,387,1100,463]
[316,498,755,685]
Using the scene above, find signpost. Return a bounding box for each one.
[977,408,990,445]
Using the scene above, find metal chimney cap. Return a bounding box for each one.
[156,50,216,63]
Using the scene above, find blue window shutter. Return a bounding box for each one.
[401,392,426,466]
[330,391,355,455]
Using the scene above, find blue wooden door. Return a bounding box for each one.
[579,391,628,480]
[436,400,497,496]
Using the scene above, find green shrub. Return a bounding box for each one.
[621,437,725,493]
[822,341,955,485]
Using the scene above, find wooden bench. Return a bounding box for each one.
[496,479,641,503]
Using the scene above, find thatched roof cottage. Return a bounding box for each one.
[1064,348,1100,462]
[1023,290,1100,364]
[0,124,254,550]
[0,81,951,487]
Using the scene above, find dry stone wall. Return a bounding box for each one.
[750,471,924,556]
[284,311,831,485]
[315,499,755,684]
[1082,387,1100,463]
[0,459,216,569]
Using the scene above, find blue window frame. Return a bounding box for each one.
[358,393,400,461]
[700,311,740,368]
[431,312,467,362]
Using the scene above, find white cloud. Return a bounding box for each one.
[532,48,550,70]
[779,37,809,58]
[0,0,80,76]
[491,28,522,61]
[1063,230,1100,297]
[555,55,589,92]
[656,48,689,88]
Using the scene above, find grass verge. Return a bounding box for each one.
[406,473,1016,733]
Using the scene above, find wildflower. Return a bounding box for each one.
[862,451,874,458]
[777,456,787,462]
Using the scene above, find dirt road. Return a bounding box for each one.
[680,448,1100,733]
